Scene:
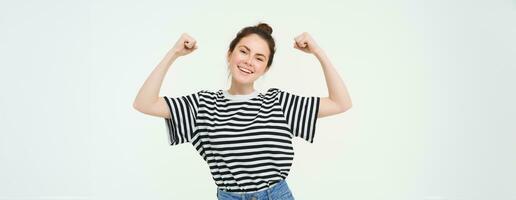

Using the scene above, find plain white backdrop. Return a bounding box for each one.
[1,0,515,199]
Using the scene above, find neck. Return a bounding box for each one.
[228,79,255,95]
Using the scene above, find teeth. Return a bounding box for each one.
[238,66,253,74]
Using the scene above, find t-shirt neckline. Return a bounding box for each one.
[219,89,263,101]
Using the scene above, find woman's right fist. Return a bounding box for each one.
[170,33,198,56]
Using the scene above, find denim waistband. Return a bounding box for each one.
[217,179,287,195]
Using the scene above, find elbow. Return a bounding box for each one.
[338,102,352,113]
[133,101,143,112]
[133,102,140,112]
[133,98,160,114]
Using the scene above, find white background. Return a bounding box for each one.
[1,0,515,199]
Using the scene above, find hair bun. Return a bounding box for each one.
[256,23,273,35]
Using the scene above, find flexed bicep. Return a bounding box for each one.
[318,97,350,118]
[134,97,171,118]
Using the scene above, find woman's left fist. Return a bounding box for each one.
[293,32,322,54]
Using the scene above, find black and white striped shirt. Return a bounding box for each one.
[163,88,320,192]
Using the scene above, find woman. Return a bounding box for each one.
[133,23,352,200]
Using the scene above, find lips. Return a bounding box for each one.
[237,65,254,74]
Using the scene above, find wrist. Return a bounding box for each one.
[313,48,326,58]
[166,49,181,59]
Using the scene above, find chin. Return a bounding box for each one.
[231,74,254,85]
[233,77,255,85]
[231,70,257,84]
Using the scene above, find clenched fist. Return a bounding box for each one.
[293,32,322,55]
[171,33,198,56]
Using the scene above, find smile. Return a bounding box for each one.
[238,66,254,74]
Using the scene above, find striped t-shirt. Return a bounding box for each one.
[163,88,320,192]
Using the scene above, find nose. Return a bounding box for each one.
[244,55,253,66]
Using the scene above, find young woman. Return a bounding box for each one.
[133,23,352,200]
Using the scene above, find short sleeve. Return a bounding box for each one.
[277,89,321,143]
[163,91,200,146]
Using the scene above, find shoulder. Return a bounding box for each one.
[197,89,217,95]
[196,89,220,98]
[264,87,286,99]
[266,87,296,94]
[164,89,218,100]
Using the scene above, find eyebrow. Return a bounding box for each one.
[238,45,267,58]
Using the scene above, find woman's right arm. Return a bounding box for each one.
[132,33,197,118]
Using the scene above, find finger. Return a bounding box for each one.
[295,33,308,42]
[183,34,196,48]
[300,34,310,44]
[184,41,192,49]
[190,40,197,49]
[294,41,302,49]
[294,37,302,46]
[296,40,307,48]
[293,35,299,43]
[294,42,306,51]
[185,40,196,49]
[293,42,300,50]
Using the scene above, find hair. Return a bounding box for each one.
[228,22,276,69]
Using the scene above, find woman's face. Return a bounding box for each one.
[227,34,270,85]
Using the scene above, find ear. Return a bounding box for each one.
[226,51,232,63]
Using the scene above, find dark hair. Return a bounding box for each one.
[228,22,276,69]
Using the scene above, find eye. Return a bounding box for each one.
[240,50,247,54]
[257,58,264,62]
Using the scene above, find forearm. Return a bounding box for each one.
[133,49,179,109]
[314,49,352,109]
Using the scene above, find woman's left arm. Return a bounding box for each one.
[294,32,353,118]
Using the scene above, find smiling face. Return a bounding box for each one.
[227,34,270,85]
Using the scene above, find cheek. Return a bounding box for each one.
[258,60,268,68]
[255,64,267,74]
[230,54,244,65]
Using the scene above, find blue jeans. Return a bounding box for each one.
[216,179,295,200]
